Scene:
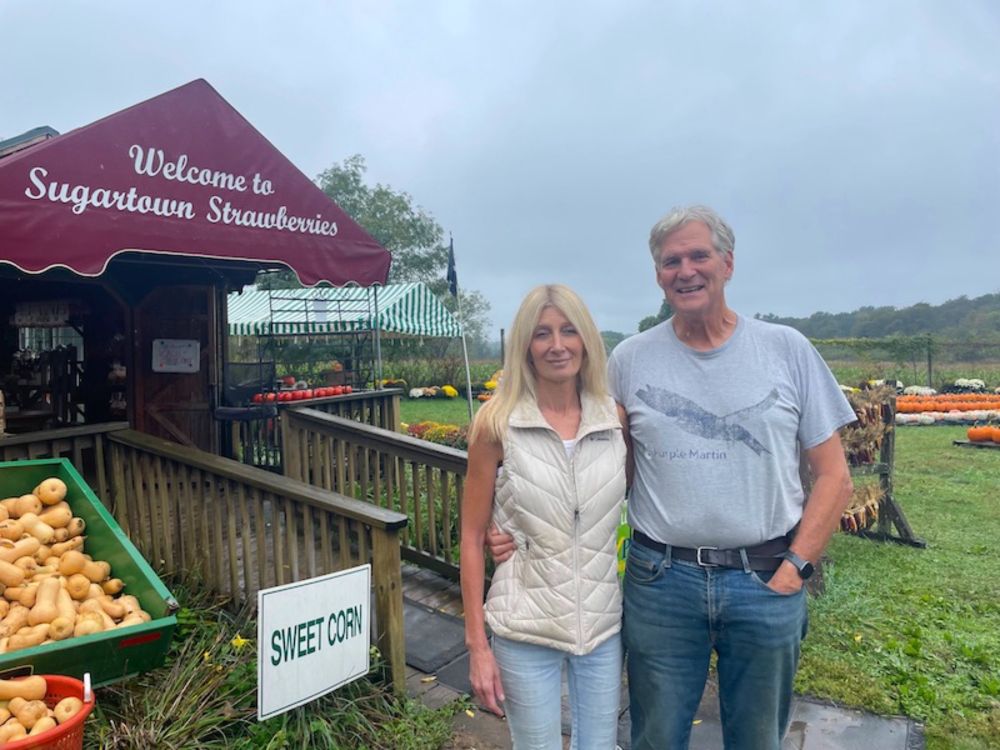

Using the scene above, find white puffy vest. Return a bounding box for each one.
[485,392,627,655]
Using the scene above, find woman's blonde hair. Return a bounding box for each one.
[470,284,608,445]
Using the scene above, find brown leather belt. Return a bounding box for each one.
[632,530,790,572]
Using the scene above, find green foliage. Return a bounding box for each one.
[797,426,1000,749]
[88,576,458,749]
[757,292,1000,341]
[828,361,1000,390]
[601,330,627,353]
[383,358,499,391]
[256,154,492,347]
[401,395,482,427]
[318,155,445,287]
[638,301,672,332]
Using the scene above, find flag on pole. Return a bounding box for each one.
[446,236,458,298]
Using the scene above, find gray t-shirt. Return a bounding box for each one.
[608,315,855,549]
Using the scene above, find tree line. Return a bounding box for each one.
[754,293,1000,341]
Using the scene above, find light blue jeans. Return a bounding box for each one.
[622,537,808,750]
[493,633,623,750]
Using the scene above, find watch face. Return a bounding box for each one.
[799,561,815,580]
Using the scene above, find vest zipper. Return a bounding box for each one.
[570,446,583,652]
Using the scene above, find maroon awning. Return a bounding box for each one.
[0,79,390,286]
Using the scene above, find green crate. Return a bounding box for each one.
[0,458,177,686]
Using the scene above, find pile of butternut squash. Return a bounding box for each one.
[0,477,152,656]
[0,674,84,744]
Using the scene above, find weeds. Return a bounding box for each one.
[87,577,459,749]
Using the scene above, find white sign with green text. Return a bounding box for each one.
[257,564,371,721]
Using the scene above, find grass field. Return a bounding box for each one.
[400,396,481,427]
[798,426,1000,749]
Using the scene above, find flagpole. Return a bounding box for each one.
[448,235,475,423]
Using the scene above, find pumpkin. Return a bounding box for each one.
[968,426,992,442]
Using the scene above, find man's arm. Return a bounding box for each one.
[767,431,853,594]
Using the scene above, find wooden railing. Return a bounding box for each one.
[104,428,410,693]
[0,422,128,504]
[282,408,467,580]
[224,390,402,471]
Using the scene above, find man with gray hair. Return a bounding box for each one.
[608,204,855,748]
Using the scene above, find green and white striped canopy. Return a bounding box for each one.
[227,283,462,338]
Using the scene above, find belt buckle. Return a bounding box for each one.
[696,546,719,567]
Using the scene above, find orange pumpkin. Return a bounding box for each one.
[968,426,991,442]
[992,426,1000,444]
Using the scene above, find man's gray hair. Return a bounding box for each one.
[648,205,735,261]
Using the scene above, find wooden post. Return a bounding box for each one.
[371,526,407,696]
[926,335,933,388]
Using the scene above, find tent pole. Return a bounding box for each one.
[373,286,383,389]
[455,294,474,423]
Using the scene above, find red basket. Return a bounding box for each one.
[4,675,95,750]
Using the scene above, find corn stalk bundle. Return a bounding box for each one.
[841,481,885,534]
[842,386,895,466]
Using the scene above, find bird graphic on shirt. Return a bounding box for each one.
[636,385,779,455]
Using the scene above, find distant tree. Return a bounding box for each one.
[317,155,447,286]
[638,301,672,332]
[601,330,628,353]
[256,155,490,346]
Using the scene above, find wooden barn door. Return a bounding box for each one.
[133,285,219,453]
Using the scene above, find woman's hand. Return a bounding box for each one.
[485,523,516,563]
[468,644,506,716]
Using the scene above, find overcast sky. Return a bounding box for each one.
[3,1,998,335]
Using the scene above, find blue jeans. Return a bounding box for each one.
[493,633,623,750]
[622,539,807,750]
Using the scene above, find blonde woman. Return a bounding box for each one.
[460,284,629,749]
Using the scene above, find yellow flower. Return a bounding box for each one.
[202,650,212,664]
[230,634,250,651]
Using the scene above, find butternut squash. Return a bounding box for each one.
[27,577,61,626]
[50,536,85,557]
[57,550,87,576]
[12,495,42,519]
[0,520,24,541]
[80,560,111,583]
[0,537,40,564]
[0,604,29,638]
[11,696,47,729]
[73,611,104,637]
[55,587,76,622]
[17,513,55,544]
[98,595,126,620]
[65,517,86,537]
[79,599,116,630]
[8,623,50,651]
[101,578,125,595]
[0,722,27,742]
[48,616,74,641]
[37,502,71,528]
[0,560,25,588]
[53,696,83,724]
[0,675,46,701]
[34,477,67,506]
[29,715,57,735]
[65,574,91,601]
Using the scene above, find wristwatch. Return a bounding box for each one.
[782,550,815,580]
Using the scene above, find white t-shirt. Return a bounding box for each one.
[608,315,855,549]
